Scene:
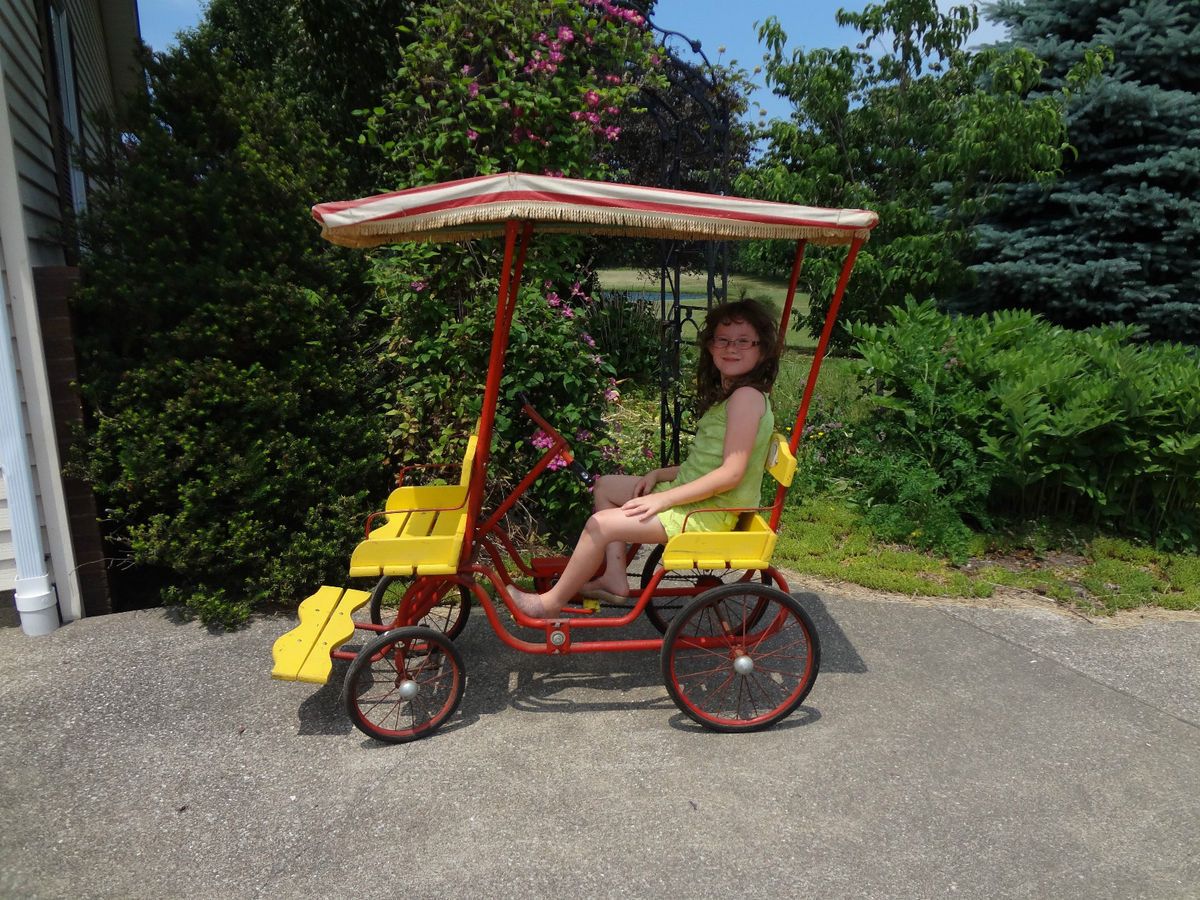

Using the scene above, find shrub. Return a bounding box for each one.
[583,290,662,389]
[73,32,385,627]
[849,300,1200,549]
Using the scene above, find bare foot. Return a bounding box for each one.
[508,586,550,619]
[581,577,630,599]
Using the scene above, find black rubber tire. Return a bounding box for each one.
[343,626,466,743]
[369,575,471,639]
[640,544,772,634]
[661,584,820,733]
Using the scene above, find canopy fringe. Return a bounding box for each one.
[320,201,874,248]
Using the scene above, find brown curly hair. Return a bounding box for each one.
[695,299,780,416]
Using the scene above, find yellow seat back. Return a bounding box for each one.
[765,433,796,487]
[458,432,479,487]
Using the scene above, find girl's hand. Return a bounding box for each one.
[632,470,658,497]
[621,491,670,522]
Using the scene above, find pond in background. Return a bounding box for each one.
[602,289,710,305]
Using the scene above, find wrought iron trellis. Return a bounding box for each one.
[629,2,736,466]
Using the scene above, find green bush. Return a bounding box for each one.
[360,0,665,539]
[73,30,386,627]
[850,300,1200,549]
[584,290,662,389]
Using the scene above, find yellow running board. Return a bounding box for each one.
[271,586,370,684]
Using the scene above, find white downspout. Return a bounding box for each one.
[0,262,57,635]
[0,53,61,635]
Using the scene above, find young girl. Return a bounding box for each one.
[511,299,780,619]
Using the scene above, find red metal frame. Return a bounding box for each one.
[344,222,862,659]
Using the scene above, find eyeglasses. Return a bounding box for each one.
[709,337,760,351]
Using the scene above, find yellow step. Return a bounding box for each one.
[271,586,370,684]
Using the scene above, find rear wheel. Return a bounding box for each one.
[661,584,820,732]
[640,545,772,634]
[343,626,465,743]
[369,575,471,639]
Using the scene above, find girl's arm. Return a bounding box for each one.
[622,387,765,521]
[633,465,681,497]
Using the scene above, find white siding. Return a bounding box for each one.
[66,0,114,157]
[0,0,66,263]
[0,473,14,592]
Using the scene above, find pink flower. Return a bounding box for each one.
[604,387,620,403]
[535,32,548,44]
[410,280,427,292]
[606,106,620,116]
[547,453,568,471]
[592,354,604,366]
[466,129,479,142]
[570,281,584,296]
[560,306,575,319]
[643,446,655,459]
[542,169,565,177]
[605,74,622,85]
[585,90,601,108]
[585,111,600,125]
[531,429,554,450]
[582,332,596,347]
[461,64,472,75]
[603,125,621,141]
[558,26,574,43]
[575,428,593,442]
[504,47,518,61]
[546,291,562,307]
[570,110,585,121]
[650,54,661,66]
[548,50,565,64]
[468,82,479,98]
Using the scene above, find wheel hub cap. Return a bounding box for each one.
[398,679,419,699]
[733,654,754,675]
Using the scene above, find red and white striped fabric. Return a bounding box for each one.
[312,172,878,247]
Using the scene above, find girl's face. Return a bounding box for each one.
[707,317,763,383]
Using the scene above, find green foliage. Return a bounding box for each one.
[72,14,388,626]
[583,291,662,388]
[737,1,1100,347]
[360,0,666,538]
[967,0,1200,341]
[850,300,1200,548]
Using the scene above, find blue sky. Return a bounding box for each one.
[137,1,1006,122]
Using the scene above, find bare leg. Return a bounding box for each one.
[510,507,668,617]
[586,475,644,595]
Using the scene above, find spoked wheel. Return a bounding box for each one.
[369,575,471,639]
[640,545,773,634]
[661,584,820,733]
[342,626,466,743]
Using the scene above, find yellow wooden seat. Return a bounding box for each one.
[348,430,479,578]
[271,585,371,684]
[660,433,797,572]
[348,502,469,577]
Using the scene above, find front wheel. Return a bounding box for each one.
[661,584,820,732]
[342,626,465,743]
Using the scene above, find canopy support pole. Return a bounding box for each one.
[461,221,532,565]
[770,237,864,532]
[777,240,807,342]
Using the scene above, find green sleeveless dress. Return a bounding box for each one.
[654,391,775,538]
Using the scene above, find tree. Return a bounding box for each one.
[360,0,668,537]
[72,3,418,626]
[966,0,1200,341]
[739,1,1098,346]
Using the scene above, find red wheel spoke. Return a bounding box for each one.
[674,661,731,681]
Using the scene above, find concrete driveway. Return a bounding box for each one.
[1,590,1197,899]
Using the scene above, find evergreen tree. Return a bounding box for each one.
[73,3,415,626]
[967,0,1200,340]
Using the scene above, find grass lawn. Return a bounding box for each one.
[597,267,815,350]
